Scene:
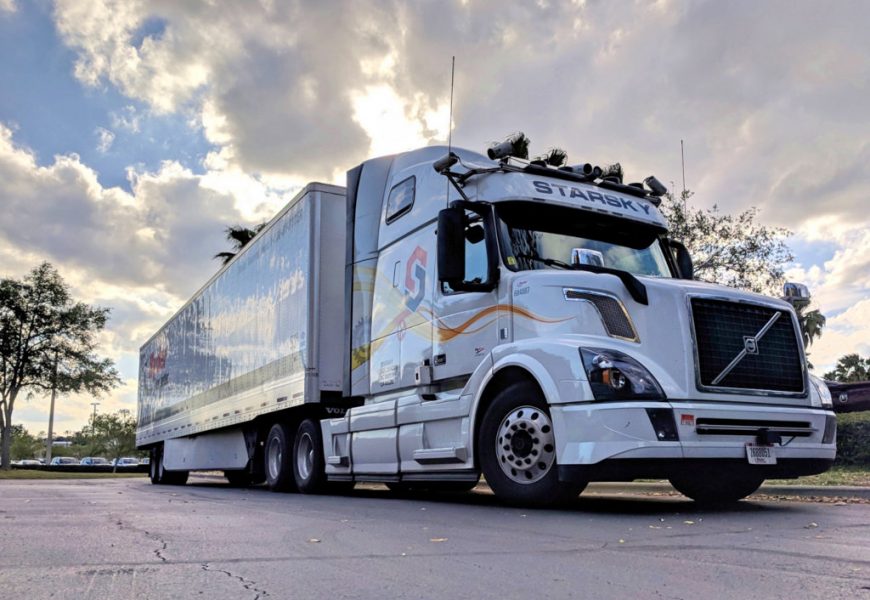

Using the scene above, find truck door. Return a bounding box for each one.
[394,208,498,475]
[431,208,499,383]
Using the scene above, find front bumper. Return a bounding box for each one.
[550,401,836,481]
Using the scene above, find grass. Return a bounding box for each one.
[765,465,870,487]
[0,469,148,480]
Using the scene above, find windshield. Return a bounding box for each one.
[496,201,673,278]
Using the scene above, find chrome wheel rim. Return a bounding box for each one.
[496,405,556,484]
[296,432,314,482]
[267,436,282,480]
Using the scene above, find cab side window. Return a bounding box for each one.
[386,177,415,224]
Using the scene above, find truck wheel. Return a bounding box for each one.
[151,444,188,485]
[162,469,189,486]
[479,381,586,507]
[149,446,163,485]
[265,423,296,492]
[293,419,328,494]
[669,470,764,505]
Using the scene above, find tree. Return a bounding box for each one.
[823,354,870,383]
[8,424,40,461]
[660,190,794,296]
[795,304,826,348]
[88,411,137,472]
[214,223,266,265]
[0,263,120,469]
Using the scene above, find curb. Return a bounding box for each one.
[585,481,870,499]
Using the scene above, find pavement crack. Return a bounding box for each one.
[201,562,269,599]
[110,513,169,564]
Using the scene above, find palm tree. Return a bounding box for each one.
[794,305,826,348]
[214,223,266,265]
[823,354,870,383]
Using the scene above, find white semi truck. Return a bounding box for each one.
[137,143,836,505]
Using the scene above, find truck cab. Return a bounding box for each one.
[321,145,835,505]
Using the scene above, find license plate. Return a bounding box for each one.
[746,443,777,465]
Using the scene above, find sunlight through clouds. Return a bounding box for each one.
[352,84,450,157]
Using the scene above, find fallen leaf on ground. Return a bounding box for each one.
[430,538,448,543]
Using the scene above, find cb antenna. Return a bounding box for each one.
[448,56,455,153]
[446,56,455,199]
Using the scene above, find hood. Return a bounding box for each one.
[506,270,809,406]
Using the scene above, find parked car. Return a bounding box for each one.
[18,459,42,467]
[141,456,150,465]
[111,457,140,467]
[79,457,109,466]
[825,381,870,413]
[50,457,78,466]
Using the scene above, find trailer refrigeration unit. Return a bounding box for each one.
[138,142,836,505]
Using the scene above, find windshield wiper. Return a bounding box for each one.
[516,253,573,270]
[515,253,648,305]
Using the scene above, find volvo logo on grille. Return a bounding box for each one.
[711,312,782,386]
[743,336,759,355]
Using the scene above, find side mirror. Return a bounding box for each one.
[668,240,694,280]
[782,282,810,309]
[571,248,604,268]
[437,205,499,293]
[437,207,466,285]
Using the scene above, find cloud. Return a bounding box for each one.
[50,1,869,228]
[0,123,291,433]
[95,126,115,152]
[109,105,142,133]
[9,0,869,430]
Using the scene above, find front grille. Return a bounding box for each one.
[691,298,804,393]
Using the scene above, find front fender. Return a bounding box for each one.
[463,339,592,467]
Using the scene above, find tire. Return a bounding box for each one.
[293,419,328,494]
[224,470,253,487]
[150,444,188,485]
[149,446,162,485]
[478,381,586,507]
[162,469,189,486]
[669,469,764,505]
[265,423,296,492]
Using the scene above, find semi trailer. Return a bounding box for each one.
[137,143,836,505]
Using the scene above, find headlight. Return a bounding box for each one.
[809,374,833,408]
[579,347,666,401]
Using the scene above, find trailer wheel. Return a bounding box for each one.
[479,381,586,506]
[265,423,296,492]
[293,419,328,494]
[162,469,189,486]
[149,446,162,485]
[669,470,764,505]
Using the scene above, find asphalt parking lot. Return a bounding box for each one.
[1,476,869,599]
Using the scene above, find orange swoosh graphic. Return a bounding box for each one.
[436,304,570,342]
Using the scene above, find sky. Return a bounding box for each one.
[1,0,868,436]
